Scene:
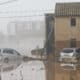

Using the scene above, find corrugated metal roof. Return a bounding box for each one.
[55,2,80,16]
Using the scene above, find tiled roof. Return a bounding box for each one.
[55,2,80,16]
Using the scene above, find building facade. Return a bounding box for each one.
[55,3,80,57]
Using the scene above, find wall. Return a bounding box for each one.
[55,16,80,80]
[55,16,80,57]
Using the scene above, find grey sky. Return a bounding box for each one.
[0,0,80,16]
[0,0,80,33]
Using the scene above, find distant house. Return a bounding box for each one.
[15,21,45,37]
[55,2,80,57]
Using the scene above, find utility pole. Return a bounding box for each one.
[44,14,55,80]
[44,53,55,80]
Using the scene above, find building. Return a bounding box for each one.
[15,21,45,38]
[7,20,46,56]
[55,2,80,57]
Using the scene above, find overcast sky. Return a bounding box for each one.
[0,0,80,16]
[0,0,80,34]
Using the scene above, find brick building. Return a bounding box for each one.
[55,3,80,57]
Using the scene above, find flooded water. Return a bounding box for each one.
[2,61,45,80]
[0,35,46,80]
[0,18,46,80]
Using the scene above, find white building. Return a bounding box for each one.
[0,17,46,56]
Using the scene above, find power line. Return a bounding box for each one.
[0,13,54,18]
[0,0,18,5]
[0,14,45,18]
[0,9,54,13]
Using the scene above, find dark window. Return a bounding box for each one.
[71,18,76,26]
[62,49,73,53]
[70,39,76,48]
[3,49,20,55]
[76,48,80,53]
[3,49,14,54]
[0,49,1,54]
[13,50,20,55]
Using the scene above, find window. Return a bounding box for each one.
[0,49,1,53]
[71,18,76,26]
[13,50,20,55]
[76,48,80,53]
[62,49,73,53]
[3,49,14,54]
[3,49,20,55]
[70,39,76,48]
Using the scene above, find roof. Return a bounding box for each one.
[55,2,80,16]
